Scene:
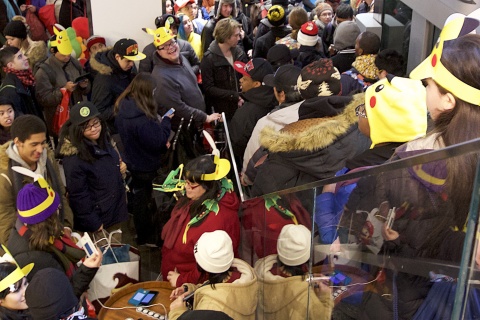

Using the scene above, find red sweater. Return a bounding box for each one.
[161,191,240,286]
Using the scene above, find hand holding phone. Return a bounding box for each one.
[163,108,175,118]
[78,233,98,258]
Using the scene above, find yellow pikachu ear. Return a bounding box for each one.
[165,20,171,31]
[145,27,156,35]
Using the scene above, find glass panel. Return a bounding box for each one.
[240,138,480,319]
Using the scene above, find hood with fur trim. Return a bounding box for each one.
[58,138,78,157]
[260,93,363,153]
[89,46,119,76]
[215,0,237,20]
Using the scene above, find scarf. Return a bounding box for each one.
[3,67,36,87]
[3,0,20,20]
[351,54,379,80]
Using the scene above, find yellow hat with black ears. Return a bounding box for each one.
[144,19,176,48]
[0,245,34,293]
[410,10,480,105]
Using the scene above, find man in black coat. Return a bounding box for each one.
[229,58,276,170]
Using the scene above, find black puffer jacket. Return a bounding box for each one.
[201,40,248,120]
[251,96,369,196]
[253,26,291,59]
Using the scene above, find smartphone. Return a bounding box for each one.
[163,108,175,118]
[79,233,98,258]
[128,289,149,306]
[74,73,90,84]
[386,207,396,229]
[140,290,158,305]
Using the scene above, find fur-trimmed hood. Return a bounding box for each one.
[260,93,363,153]
[89,46,117,75]
[58,138,78,157]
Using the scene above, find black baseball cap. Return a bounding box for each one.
[113,38,146,61]
[70,101,100,126]
[263,64,302,92]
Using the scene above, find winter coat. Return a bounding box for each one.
[331,49,356,73]
[139,40,200,74]
[151,52,206,131]
[7,222,97,299]
[230,85,276,164]
[201,40,248,121]
[0,72,44,119]
[169,259,258,320]
[338,133,448,319]
[253,26,291,59]
[0,307,31,320]
[58,136,128,232]
[0,142,73,244]
[90,48,137,131]
[251,96,370,196]
[241,100,303,179]
[115,96,171,173]
[23,38,47,70]
[296,45,326,68]
[34,55,88,136]
[161,191,240,287]
[254,254,333,320]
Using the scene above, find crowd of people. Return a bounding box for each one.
[0,0,479,319]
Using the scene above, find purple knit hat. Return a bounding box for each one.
[17,178,60,225]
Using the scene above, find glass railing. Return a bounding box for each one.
[239,137,480,320]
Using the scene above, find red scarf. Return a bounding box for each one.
[3,67,36,87]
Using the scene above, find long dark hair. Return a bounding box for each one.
[0,263,31,319]
[421,34,480,258]
[58,117,108,163]
[115,72,158,119]
[277,257,308,280]
[197,264,232,289]
[178,155,221,219]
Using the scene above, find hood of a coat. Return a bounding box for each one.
[58,138,78,157]
[215,0,237,20]
[90,47,120,75]
[242,85,275,108]
[260,94,361,153]
[195,259,258,316]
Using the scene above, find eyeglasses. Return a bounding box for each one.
[84,119,101,132]
[158,39,177,51]
[355,104,367,118]
[185,180,201,189]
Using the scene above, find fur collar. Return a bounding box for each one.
[58,138,78,157]
[260,93,363,152]
[89,46,114,75]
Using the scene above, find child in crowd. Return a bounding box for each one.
[0,96,14,145]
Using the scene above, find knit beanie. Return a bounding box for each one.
[277,224,311,266]
[3,20,27,39]
[365,76,427,148]
[333,21,361,51]
[297,21,319,47]
[268,5,286,27]
[297,59,342,99]
[194,231,234,274]
[86,35,106,52]
[17,178,60,225]
[316,3,333,17]
[25,268,79,320]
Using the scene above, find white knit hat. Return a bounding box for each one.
[277,224,311,266]
[297,21,319,47]
[194,231,234,274]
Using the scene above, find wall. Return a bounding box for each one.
[88,0,162,52]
